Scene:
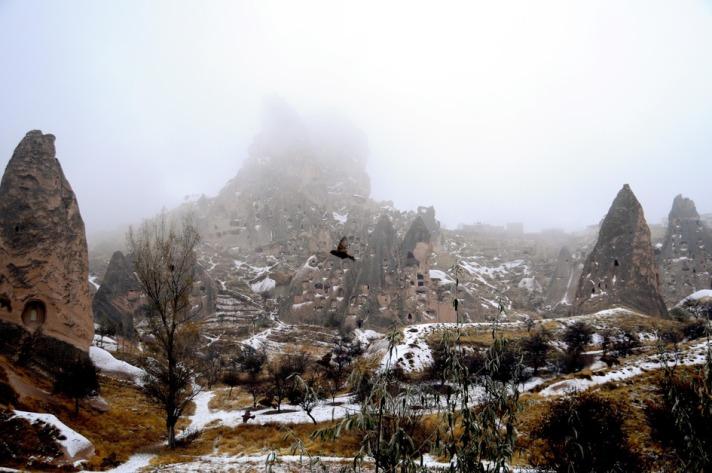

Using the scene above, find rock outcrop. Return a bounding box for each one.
[92,251,141,338]
[658,195,712,304]
[0,131,93,350]
[573,184,668,317]
[545,246,582,310]
[357,215,399,290]
[401,216,432,266]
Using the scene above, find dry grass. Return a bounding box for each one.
[150,421,362,468]
[208,386,254,411]
[427,324,555,349]
[517,367,673,466]
[20,375,165,470]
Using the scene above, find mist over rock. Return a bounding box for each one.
[202,99,371,252]
[357,215,398,290]
[92,251,140,337]
[574,184,668,317]
[0,131,93,350]
[545,246,582,310]
[401,216,432,265]
[659,195,712,304]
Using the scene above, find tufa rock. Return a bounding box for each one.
[0,131,93,350]
[401,216,432,266]
[545,246,582,309]
[92,251,141,338]
[573,184,668,317]
[357,215,398,290]
[658,195,712,305]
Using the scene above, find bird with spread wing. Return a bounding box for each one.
[330,236,355,261]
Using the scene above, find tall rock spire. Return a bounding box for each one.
[659,194,712,304]
[0,131,93,350]
[573,184,668,317]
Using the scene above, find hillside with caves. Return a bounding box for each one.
[1,108,712,473]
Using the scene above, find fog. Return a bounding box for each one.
[1,0,711,238]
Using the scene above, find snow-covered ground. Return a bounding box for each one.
[185,390,360,432]
[679,289,712,305]
[87,453,156,473]
[13,410,93,458]
[540,339,712,396]
[89,346,145,385]
[93,334,118,352]
[131,451,538,472]
[380,324,435,372]
[88,275,101,290]
[250,277,276,294]
[429,269,455,286]
[377,308,639,374]
[353,328,383,346]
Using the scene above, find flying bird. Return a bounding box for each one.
[330,237,355,261]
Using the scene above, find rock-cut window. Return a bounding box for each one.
[21,300,46,328]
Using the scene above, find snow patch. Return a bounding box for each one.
[679,289,712,305]
[250,277,275,294]
[89,346,145,385]
[13,410,92,458]
[332,212,348,224]
[429,269,455,286]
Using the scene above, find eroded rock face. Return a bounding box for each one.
[658,195,712,305]
[92,251,140,338]
[0,131,93,350]
[573,184,668,317]
[545,246,582,310]
[357,215,398,290]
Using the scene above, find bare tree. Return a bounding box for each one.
[235,345,267,407]
[128,214,203,448]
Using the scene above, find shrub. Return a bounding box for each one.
[659,328,682,346]
[612,330,641,357]
[221,369,240,398]
[670,306,694,321]
[682,320,707,341]
[647,362,712,471]
[520,330,550,375]
[0,367,18,407]
[557,321,594,373]
[53,355,99,416]
[0,409,64,469]
[529,391,639,473]
[562,321,594,353]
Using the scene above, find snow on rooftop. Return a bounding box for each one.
[13,410,92,458]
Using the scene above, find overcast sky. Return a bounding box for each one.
[1,1,711,237]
